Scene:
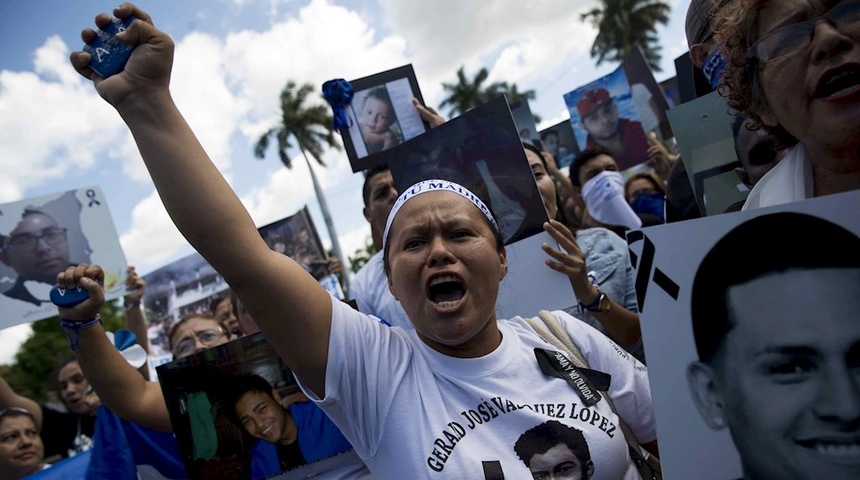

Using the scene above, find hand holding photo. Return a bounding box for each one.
[336,65,430,172]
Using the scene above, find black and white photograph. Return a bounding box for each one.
[157,333,368,480]
[628,190,860,480]
[342,64,429,172]
[0,186,127,327]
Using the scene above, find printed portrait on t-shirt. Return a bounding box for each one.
[514,421,594,480]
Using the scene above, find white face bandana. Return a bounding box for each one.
[581,170,642,231]
[382,179,498,251]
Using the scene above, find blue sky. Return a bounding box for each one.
[0,0,694,362]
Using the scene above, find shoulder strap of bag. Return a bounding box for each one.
[527,310,662,480]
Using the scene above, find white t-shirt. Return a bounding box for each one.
[298,297,656,480]
[743,143,812,210]
[349,251,412,329]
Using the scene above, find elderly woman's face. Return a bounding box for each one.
[386,191,507,357]
[757,0,860,151]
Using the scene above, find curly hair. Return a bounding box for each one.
[715,0,799,150]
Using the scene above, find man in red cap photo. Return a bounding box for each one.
[576,88,649,170]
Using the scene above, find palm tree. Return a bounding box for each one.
[580,0,671,71]
[253,80,349,290]
[439,66,539,119]
[439,66,504,117]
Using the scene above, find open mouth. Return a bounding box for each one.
[815,64,860,98]
[427,275,466,308]
[261,424,274,437]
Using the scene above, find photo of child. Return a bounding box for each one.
[340,65,429,172]
[357,87,401,154]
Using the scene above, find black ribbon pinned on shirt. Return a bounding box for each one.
[534,348,611,407]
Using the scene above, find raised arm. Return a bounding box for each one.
[542,220,642,348]
[56,264,171,432]
[0,377,43,431]
[123,266,151,380]
[70,3,332,395]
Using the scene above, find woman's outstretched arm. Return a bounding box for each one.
[70,3,332,396]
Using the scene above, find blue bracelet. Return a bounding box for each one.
[60,315,102,351]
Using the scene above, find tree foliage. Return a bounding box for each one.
[439,66,537,118]
[581,0,671,71]
[1,301,125,403]
[253,81,341,168]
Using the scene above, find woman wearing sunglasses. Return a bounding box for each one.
[719,0,860,208]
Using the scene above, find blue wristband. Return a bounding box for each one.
[60,315,102,351]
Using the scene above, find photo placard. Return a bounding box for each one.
[0,186,126,328]
[341,65,430,172]
[538,120,579,169]
[379,96,574,320]
[564,66,650,171]
[257,206,343,299]
[158,333,367,479]
[628,190,860,480]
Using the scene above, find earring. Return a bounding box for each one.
[712,416,725,428]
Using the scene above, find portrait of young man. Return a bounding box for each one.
[514,420,594,480]
[574,87,649,171]
[686,212,860,480]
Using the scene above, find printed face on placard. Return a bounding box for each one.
[711,268,860,480]
[0,212,70,285]
[234,390,288,444]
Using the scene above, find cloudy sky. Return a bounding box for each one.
[0,0,693,363]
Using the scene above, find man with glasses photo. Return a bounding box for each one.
[0,208,71,306]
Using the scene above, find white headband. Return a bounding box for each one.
[382,179,498,251]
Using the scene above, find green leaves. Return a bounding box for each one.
[581,0,671,72]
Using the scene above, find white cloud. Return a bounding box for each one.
[0,36,127,202]
[537,108,572,132]
[119,190,188,272]
[0,324,32,365]
[223,0,408,142]
[377,0,598,106]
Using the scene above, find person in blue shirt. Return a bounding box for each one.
[223,374,355,479]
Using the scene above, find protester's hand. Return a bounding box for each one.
[542,220,588,285]
[80,383,102,416]
[412,98,446,128]
[327,257,343,282]
[123,266,145,305]
[70,3,174,109]
[646,131,677,180]
[542,220,600,305]
[56,264,105,321]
